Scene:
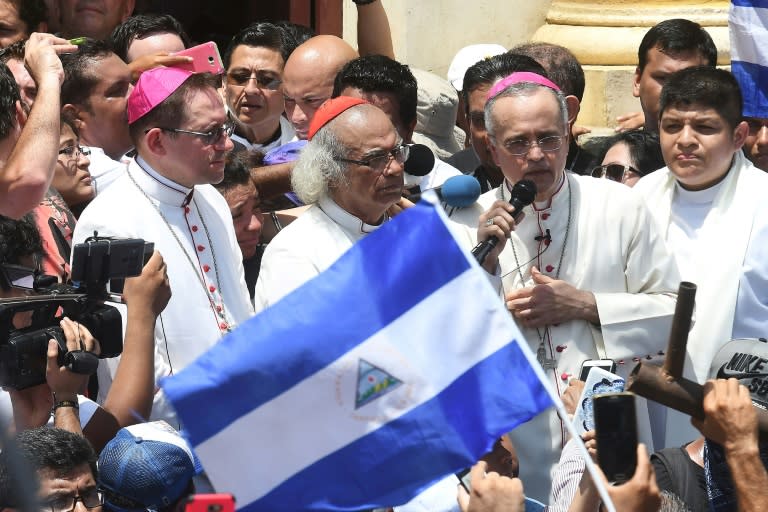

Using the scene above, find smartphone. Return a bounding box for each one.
[456,467,472,492]
[572,367,625,435]
[172,42,224,75]
[579,358,617,381]
[593,392,638,484]
[185,494,235,512]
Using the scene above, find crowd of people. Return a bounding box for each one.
[0,0,766,511]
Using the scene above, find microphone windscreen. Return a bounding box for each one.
[441,175,481,208]
[404,144,435,177]
[511,179,537,206]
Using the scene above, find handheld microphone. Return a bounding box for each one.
[404,143,435,177]
[407,175,481,208]
[472,179,537,265]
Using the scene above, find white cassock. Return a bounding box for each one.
[450,173,679,501]
[254,196,386,311]
[73,157,253,426]
[634,151,768,447]
[230,116,297,153]
[83,145,131,196]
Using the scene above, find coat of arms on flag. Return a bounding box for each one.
[356,359,403,409]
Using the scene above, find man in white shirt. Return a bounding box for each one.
[222,22,296,154]
[254,97,407,309]
[450,72,679,500]
[73,67,253,424]
[61,39,134,195]
[634,66,768,447]
[331,55,460,191]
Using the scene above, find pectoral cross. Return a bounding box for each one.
[537,344,556,370]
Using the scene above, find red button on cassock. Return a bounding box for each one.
[545,265,554,272]
[209,285,216,293]
[203,265,210,272]
[192,225,198,232]
[197,245,205,252]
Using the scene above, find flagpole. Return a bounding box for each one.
[556,403,617,512]
[432,192,617,511]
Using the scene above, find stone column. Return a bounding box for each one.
[532,0,730,129]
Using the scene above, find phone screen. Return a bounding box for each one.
[594,392,637,483]
[579,359,616,381]
[456,467,472,492]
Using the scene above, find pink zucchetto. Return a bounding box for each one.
[127,67,194,125]
[486,71,561,101]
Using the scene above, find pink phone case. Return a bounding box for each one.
[185,494,235,512]
[173,42,224,75]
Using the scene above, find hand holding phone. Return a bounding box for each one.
[172,42,224,75]
[572,367,625,435]
[593,392,638,484]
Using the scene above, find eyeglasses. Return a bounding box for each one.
[502,135,564,156]
[42,488,103,512]
[334,143,410,172]
[58,145,91,159]
[226,70,282,90]
[591,163,640,183]
[468,112,486,130]
[159,121,235,146]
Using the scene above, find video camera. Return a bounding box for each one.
[0,234,153,390]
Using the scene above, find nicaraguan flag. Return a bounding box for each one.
[730,0,768,117]
[161,201,555,511]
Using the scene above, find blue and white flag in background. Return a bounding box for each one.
[730,0,768,118]
[161,201,556,512]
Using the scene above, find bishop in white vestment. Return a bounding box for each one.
[73,69,253,426]
[450,72,679,500]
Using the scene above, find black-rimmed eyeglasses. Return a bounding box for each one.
[334,143,410,173]
[41,488,103,512]
[154,121,235,146]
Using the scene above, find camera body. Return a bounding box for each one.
[0,235,152,390]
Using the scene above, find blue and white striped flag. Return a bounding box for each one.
[161,201,556,511]
[730,0,768,117]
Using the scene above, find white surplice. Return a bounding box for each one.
[254,196,386,311]
[450,173,680,500]
[73,157,253,426]
[634,151,768,447]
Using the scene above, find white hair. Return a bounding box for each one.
[291,125,349,205]
[484,82,569,141]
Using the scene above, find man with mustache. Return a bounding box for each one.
[254,97,408,309]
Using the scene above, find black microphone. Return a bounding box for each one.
[404,143,435,177]
[472,179,537,265]
[407,175,481,208]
